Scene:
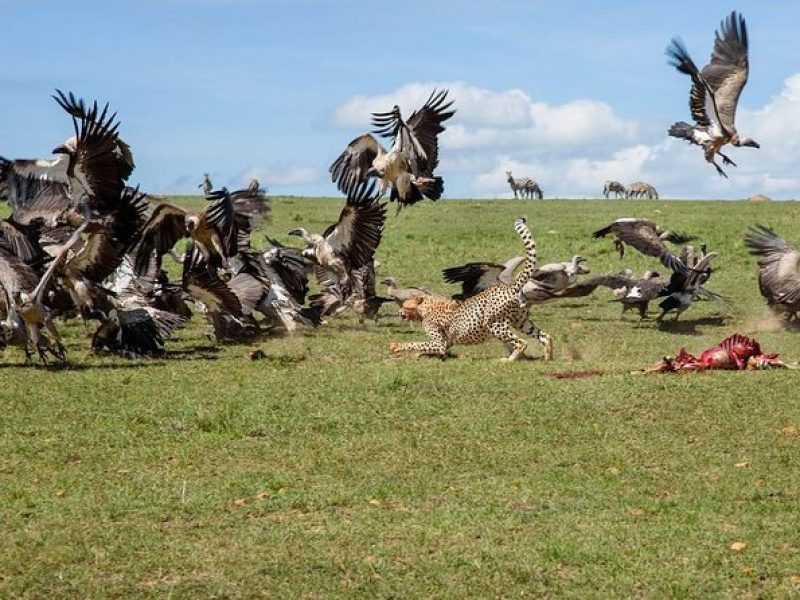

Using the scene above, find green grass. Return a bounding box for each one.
[2,197,800,598]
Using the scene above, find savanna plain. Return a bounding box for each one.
[2,196,800,598]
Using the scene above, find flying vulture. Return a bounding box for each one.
[330,89,455,208]
[592,218,693,273]
[666,11,759,177]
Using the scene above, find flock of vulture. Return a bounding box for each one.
[0,11,795,365]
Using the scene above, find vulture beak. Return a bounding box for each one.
[746,140,761,149]
[287,228,303,237]
[52,144,70,155]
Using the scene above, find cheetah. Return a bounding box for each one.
[389,217,553,361]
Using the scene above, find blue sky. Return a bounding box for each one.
[1,1,798,198]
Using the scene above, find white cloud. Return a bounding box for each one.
[234,165,321,188]
[331,81,638,153]
[331,76,800,199]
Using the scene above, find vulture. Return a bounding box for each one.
[592,218,693,273]
[130,188,238,276]
[380,277,433,305]
[48,90,135,214]
[442,257,525,300]
[288,181,386,288]
[181,242,252,341]
[330,89,455,208]
[666,11,759,178]
[0,249,42,359]
[7,223,88,362]
[558,270,671,321]
[57,187,150,321]
[91,296,185,359]
[442,255,589,302]
[744,225,800,322]
[309,260,392,325]
[657,251,719,321]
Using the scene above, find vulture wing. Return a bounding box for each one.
[666,39,725,136]
[701,11,749,132]
[203,188,238,257]
[55,92,127,211]
[372,90,455,176]
[323,181,386,270]
[131,203,188,276]
[330,133,385,195]
[53,89,135,181]
[0,248,40,303]
[68,187,149,282]
[744,226,800,301]
[402,89,455,175]
[442,262,506,299]
[182,243,243,316]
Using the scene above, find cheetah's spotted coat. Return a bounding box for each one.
[389,217,553,361]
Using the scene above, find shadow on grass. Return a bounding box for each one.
[165,345,222,359]
[0,361,167,371]
[656,315,729,335]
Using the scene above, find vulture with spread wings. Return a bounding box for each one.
[330,89,455,208]
[744,226,800,323]
[666,11,759,177]
[593,218,692,273]
[288,181,386,286]
[130,188,237,276]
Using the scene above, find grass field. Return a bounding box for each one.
[2,196,800,598]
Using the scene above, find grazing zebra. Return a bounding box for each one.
[506,171,542,199]
[525,179,543,200]
[627,181,659,200]
[603,180,627,198]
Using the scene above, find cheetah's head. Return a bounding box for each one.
[399,296,427,322]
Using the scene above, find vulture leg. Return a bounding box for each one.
[45,320,66,361]
[718,152,737,167]
[711,161,729,178]
[614,239,625,260]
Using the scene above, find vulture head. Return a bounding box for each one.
[52,136,78,156]
[571,255,590,275]
[734,136,760,148]
[287,228,313,244]
[186,215,200,234]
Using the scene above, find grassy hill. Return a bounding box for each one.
[2,197,800,597]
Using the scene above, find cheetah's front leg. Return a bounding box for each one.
[389,323,449,358]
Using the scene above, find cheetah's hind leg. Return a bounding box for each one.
[489,321,528,362]
[520,318,553,360]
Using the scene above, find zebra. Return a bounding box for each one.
[247,177,263,194]
[198,173,213,196]
[506,171,542,199]
[603,180,627,198]
[525,179,543,200]
[627,181,659,200]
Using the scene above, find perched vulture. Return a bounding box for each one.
[330,89,455,208]
[666,11,759,177]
